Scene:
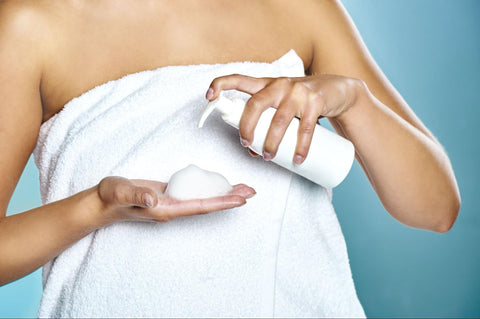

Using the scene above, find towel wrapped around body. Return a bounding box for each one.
[33,50,365,318]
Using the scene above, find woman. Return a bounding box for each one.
[0,0,460,317]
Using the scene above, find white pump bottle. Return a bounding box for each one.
[198,93,355,188]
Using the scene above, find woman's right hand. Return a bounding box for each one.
[96,176,256,224]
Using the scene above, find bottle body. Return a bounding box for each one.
[248,107,354,188]
[199,94,355,188]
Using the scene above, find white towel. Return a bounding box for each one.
[33,50,365,318]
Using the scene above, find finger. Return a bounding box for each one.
[239,85,283,146]
[207,74,272,100]
[157,195,247,220]
[229,184,256,199]
[294,110,319,165]
[131,186,158,208]
[247,148,261,157]
[111,179,158,208]
[262,104,295,161]
[130,179,168,194]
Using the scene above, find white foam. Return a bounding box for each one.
[164,164,233,200]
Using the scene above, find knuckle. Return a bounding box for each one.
[309,90,322,104]
[274,77,292,88]
[210,77,221,88]
[310,91,326,113]
[211,74,233,87]
[112,187,123,203]
[271,112,291,127]
[299,123,315,135]
[307,89,321,101]
[246,96,262,110]
[291,81,308,94]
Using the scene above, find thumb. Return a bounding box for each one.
[247,148,261,157]
[131,186,158,208]
[110,178,157,208]
[98,176,158,208]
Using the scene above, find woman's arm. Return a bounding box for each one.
[0,176,253,286]
[0,3,254,286]
[309,0,460,232]
[207,0,460,232]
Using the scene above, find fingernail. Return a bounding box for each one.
[206,87,214,100]
[142,193,154,207]
[240,137,250,147]
[263,151,274,161]
[293,154,304,165]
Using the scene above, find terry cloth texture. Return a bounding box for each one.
[33,50,365,318]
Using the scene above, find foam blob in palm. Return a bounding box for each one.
[164,164,233,200]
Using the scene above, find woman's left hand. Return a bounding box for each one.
[206,74,365,164]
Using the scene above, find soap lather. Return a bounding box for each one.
[165,164,233,200]
[198,92,355,188]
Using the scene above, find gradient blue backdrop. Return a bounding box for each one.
[1,1,479,317]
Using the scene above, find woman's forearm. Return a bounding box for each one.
[333,85,460,232]
[0,175,255,286]
[0,186,106,286]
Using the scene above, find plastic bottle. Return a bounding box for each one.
[198,93,355,188]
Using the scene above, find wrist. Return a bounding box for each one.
[73,186,115,231]
[335,79,373,128]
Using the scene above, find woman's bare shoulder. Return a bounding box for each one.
[0,0,58,62]
[0,0,78,121]
[0,1,53,91]
[0,0,52,29]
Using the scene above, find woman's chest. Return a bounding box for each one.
[40,1,311,123]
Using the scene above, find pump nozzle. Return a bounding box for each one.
[198,102,215,128]
[198,92,245,129]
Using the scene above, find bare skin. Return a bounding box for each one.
[0,0,460,286]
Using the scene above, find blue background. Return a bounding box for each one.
[1,0,479,317]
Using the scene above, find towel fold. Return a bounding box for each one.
[33,50,364,318]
